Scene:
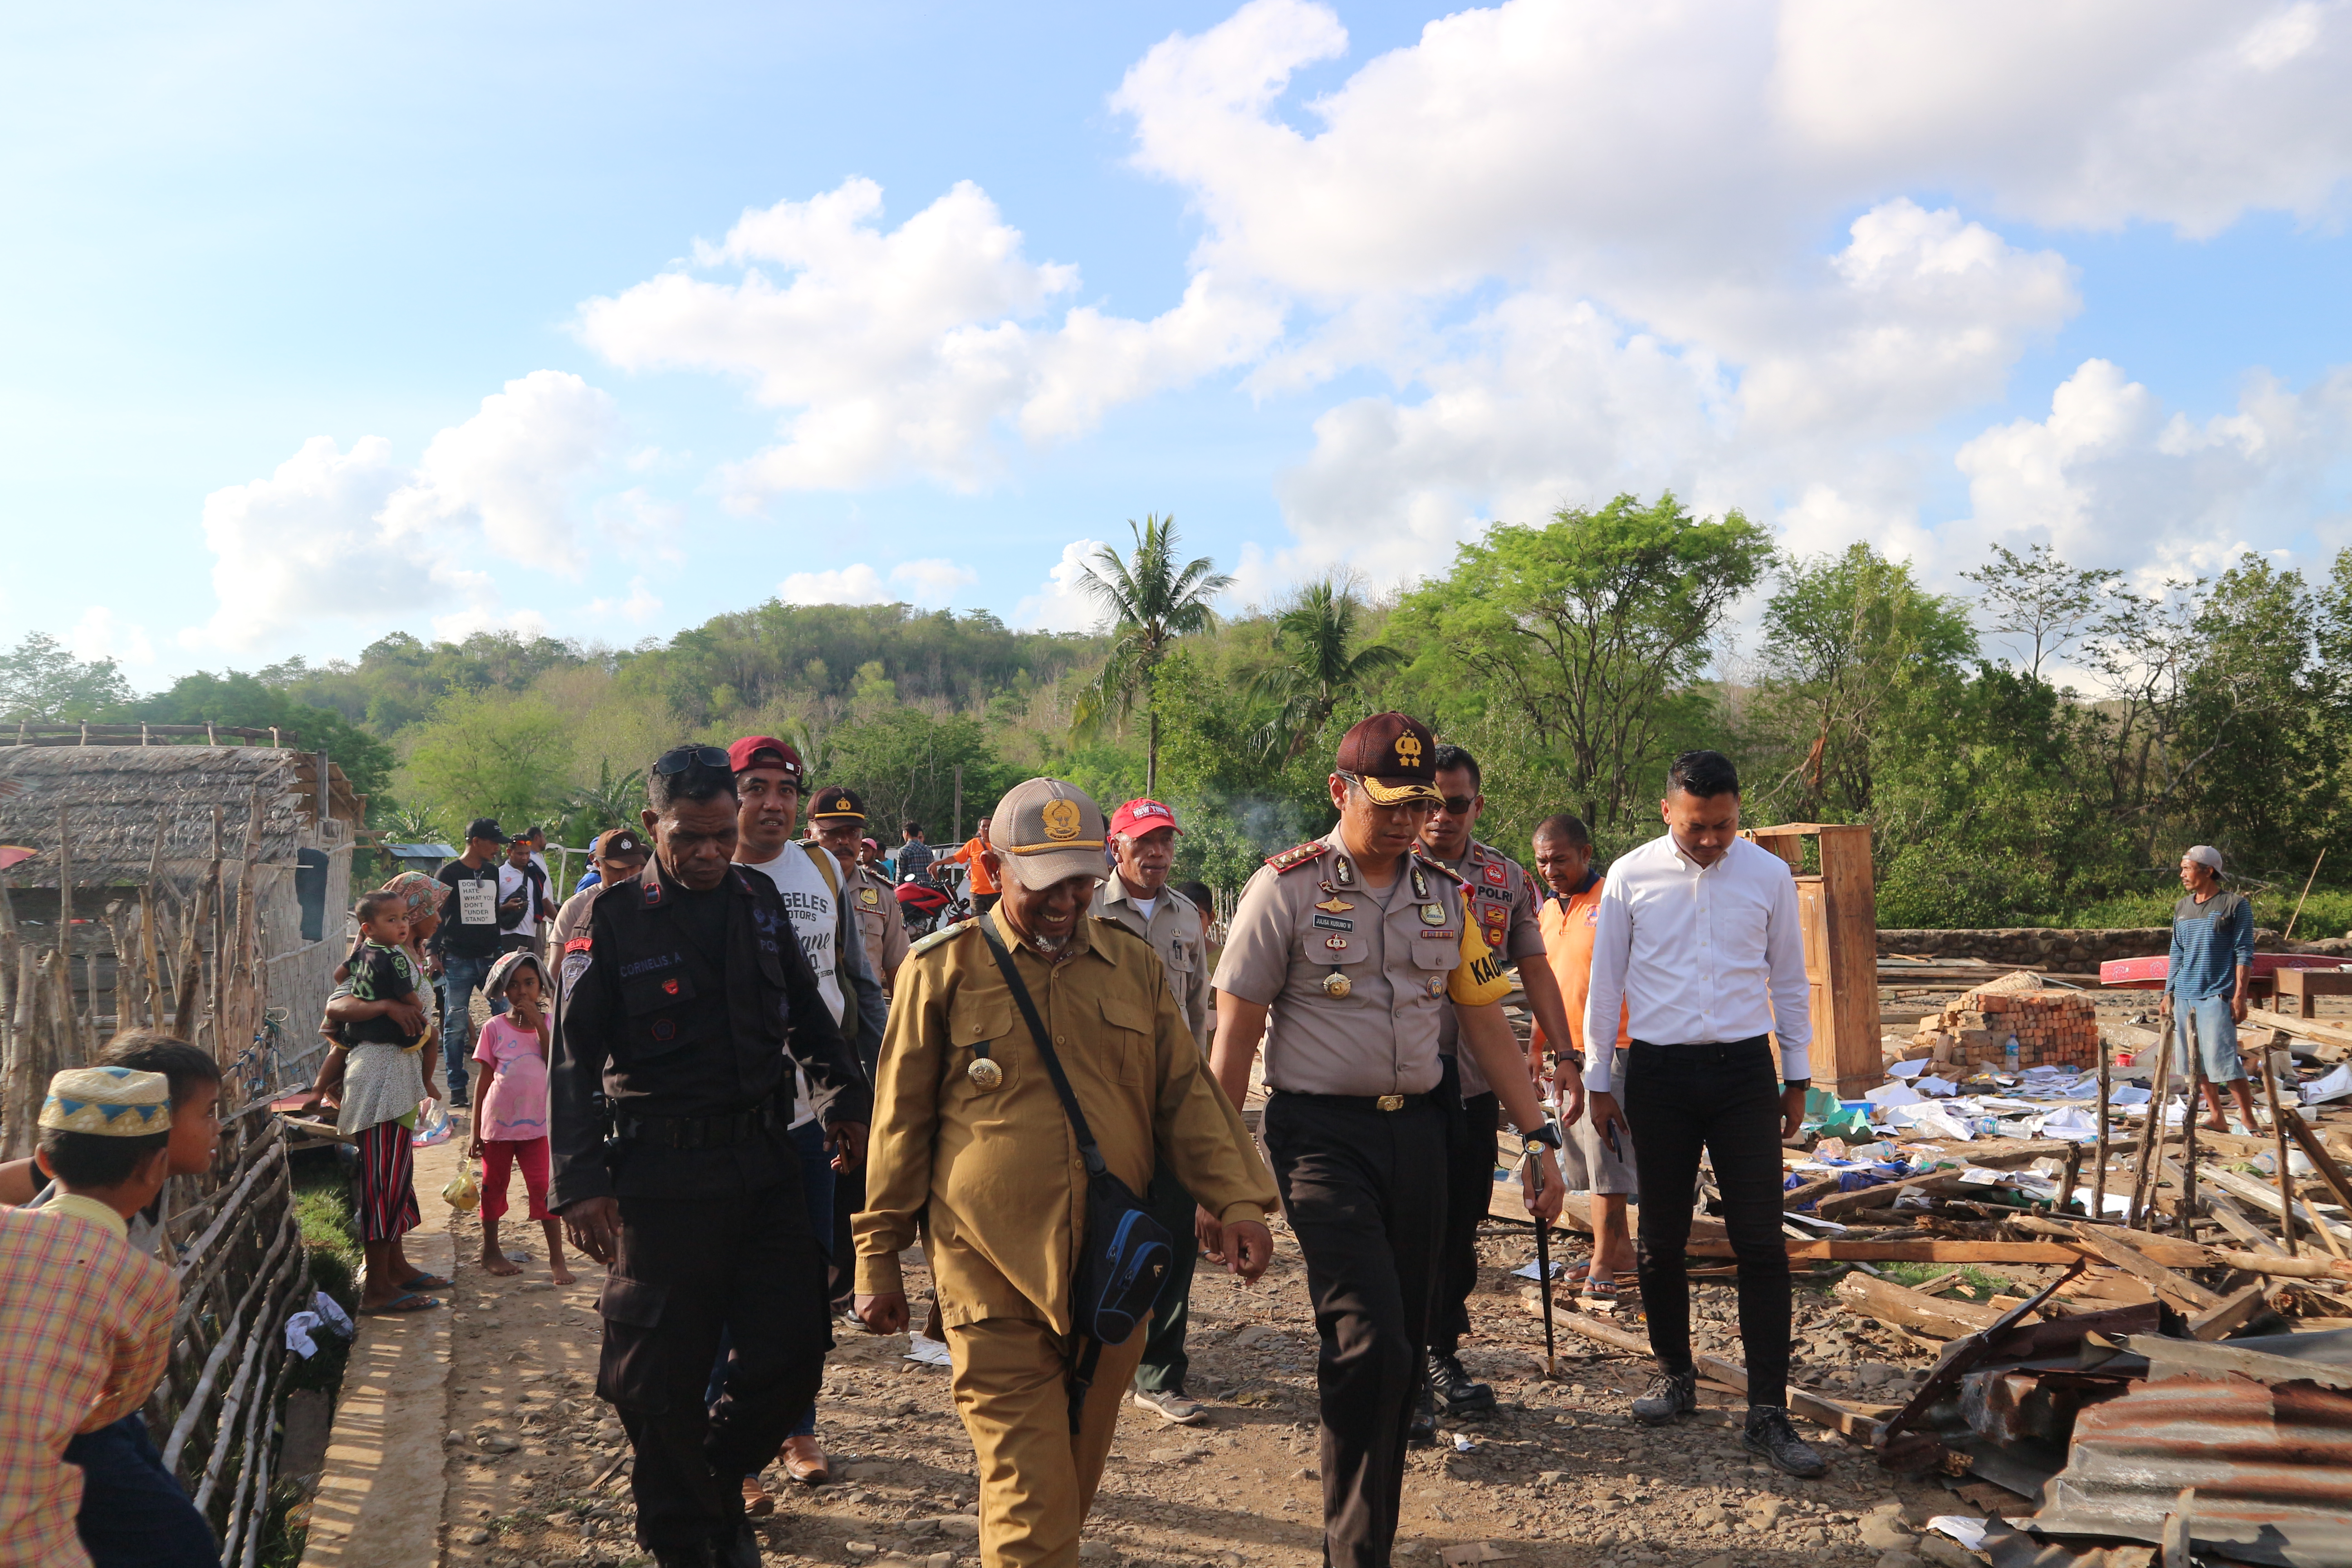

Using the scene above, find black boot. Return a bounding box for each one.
[1630,1367,1696,1426]
[1743,1405,1827,1478]
[1407,1371,1437,1446]
[1426,1350,1496,1416]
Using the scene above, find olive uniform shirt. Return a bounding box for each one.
[1088,878,1210,1052]
[1433,839,1547,1098]
[845,862,911,988]
[853,904,1276,1337]
[1210,828,1511,1098]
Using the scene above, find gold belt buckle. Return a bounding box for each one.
[1376,1093,1405,1112]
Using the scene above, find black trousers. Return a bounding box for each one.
[1133,1164,1202,1393]
[1621,1037,1791,1408]
[829,1155,862,1304]
[1264,1092,1446,1568]
[598,1163,831,1553]
[1430,1087,1500,1358]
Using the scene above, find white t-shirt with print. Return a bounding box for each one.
[740,842,846,1130]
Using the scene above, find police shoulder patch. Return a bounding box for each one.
[1265,840,1329,873]
[909,917,979,960]
[1414,853,1466,886]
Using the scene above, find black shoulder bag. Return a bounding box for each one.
[975,921,1174,1432]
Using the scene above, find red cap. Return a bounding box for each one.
[726,736,804,780]
[1108,798,1181,839]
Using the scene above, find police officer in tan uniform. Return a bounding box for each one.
[1209,713,1565,1568]
[810,786,910,992]
[1089,797,1213,1425]
[1416,742,1583,1430]
[853,779,1278,1568]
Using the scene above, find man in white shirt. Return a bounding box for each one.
[497,834,554,953]
[1581,750,1824,1478]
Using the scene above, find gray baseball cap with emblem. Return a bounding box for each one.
[987,778,1110,891]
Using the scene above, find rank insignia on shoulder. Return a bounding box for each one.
[1415,854,1465,885]
[909,918,977,958]
[1266,841,1328,873]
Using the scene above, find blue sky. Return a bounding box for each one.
[5,1,2349,686]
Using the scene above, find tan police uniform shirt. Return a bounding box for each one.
[854,905,1277,1336]
[1434,839,1548,1098]
[1210,828,1507,1099]
[844,862,910,988]
[1089,877,1210,1052]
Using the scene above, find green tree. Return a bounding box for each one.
[1248,580,1405,762]
[566,758,647,836]
[1754,543,1976,819]
[402,689,577,834]
[1959,542,2119,682]
[1071,514,1233,795]
[0,632,133,721]
[132,669,397,804]
[823,708,1011,845]
[1394,492,1772,831]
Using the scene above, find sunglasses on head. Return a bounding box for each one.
[652,745,731,775]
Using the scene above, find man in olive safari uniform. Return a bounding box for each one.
[810,786,910,992]
[853,779,1277,1568]
[1089,797,1214,1426]
[1209,713,1565,1568]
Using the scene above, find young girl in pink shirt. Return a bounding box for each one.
[469,952,571,1284]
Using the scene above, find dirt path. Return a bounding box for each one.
[431,1201,1957,1568]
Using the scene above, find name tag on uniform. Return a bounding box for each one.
[1312,914,1354,931]
[458,879,496,925]
[1419,928,1455,939]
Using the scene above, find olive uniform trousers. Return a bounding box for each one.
[949,1316,1151,1568]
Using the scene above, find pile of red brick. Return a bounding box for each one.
[1910,974,2101,1070]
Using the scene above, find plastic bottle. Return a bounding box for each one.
[2004,1034,2021,1076]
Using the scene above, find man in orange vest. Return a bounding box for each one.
[942,817,1000,916]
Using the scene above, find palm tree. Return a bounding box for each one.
[1250,579,1406,762]
[1070,514,1234,795]
[568,758,647,833]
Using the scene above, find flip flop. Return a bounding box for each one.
[1581,1277,1619,1303]
[400,1274,453,1291]
[362,1293,441,1315]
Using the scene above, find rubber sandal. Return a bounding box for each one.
[400,1274,452,1291]
[361,1293,441,1315]
[1581,1277,1619,1303]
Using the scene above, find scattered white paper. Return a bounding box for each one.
[2303,1065,2352,1106]
[1784,1211,1850,1233]
[1915,1075,1960,1098]
[1511,1259,1567,1280]
[1866,1081,1924,1108]
[1887,1058,1928,1079]
[2109,1084,2151,1106]
[1451,1433,1479,1452]
[1929,1517,1988,1551]
[905,1333,952,1366]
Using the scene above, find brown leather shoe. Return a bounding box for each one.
[781,1434,831,1486]
[740,1474,774,1517]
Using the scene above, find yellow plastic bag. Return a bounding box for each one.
[442,1162,480,1214]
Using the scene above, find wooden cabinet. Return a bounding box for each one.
[1747,823,1882,1097]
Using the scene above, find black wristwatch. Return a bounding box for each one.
[1520,1124,1564,1153]
[1783,1078,1811,1091]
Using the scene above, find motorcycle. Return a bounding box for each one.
[896,862,974,939]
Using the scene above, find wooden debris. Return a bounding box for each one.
[1834,1274,2007,1339]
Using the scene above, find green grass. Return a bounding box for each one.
[1875,1261,2018,1303]
[2034,885,2352,936]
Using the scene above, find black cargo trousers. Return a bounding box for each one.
[597,1138,829,1556]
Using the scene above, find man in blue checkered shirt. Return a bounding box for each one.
[2162,844,2257,1134]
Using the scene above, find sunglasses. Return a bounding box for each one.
[652,745,731,775]
[1440,795,1477,815]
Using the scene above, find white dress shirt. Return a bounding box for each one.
[1580,832,1813,1092]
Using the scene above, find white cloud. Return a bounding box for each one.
[777,558,980,608]
[583,577,664,624]
[575,179,1282,503]
[189,373,626,649]
[429,606,553,644]
[1013,539,1111,632]
[67,606,155,667]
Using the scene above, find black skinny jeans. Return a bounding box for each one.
[1621,1036,1791,1408]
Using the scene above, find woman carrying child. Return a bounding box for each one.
[305,871,447,1313]
[469,950,571,1283]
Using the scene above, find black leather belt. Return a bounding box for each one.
[1269,1088,1437,1113]
[613,1095,787,1149]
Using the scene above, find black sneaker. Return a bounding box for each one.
[1407,1374,1437,1447]
[1630,1368,1697,1426]
[713,1521,763,1568]
[1743,1404,1828,1478]
[1427,1351,1496,1415]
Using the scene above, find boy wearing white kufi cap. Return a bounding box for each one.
[0,1068,181,1567]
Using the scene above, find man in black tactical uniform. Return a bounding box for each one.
[551,745,872,1568]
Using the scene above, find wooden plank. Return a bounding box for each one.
[1834,1274,2005,1339]
[2065,1224,2225,1313]
[1550,1311,1880,1440]
[2245,1007,2352,1051]
[1688,1239,2080,1263]
[2200,1162,2352,1243]
[2211,1250,2352,1280]
[2188,1281,2273,1342]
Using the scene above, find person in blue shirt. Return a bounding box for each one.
[2163,844,2258,1134]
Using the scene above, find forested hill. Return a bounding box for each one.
[6,496,2350,931]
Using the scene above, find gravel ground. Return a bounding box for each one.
[433,1207,1978,1568]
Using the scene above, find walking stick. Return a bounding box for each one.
[1524,1137,1557,1378]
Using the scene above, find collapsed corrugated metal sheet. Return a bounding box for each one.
[2026,1334,2352,1568]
